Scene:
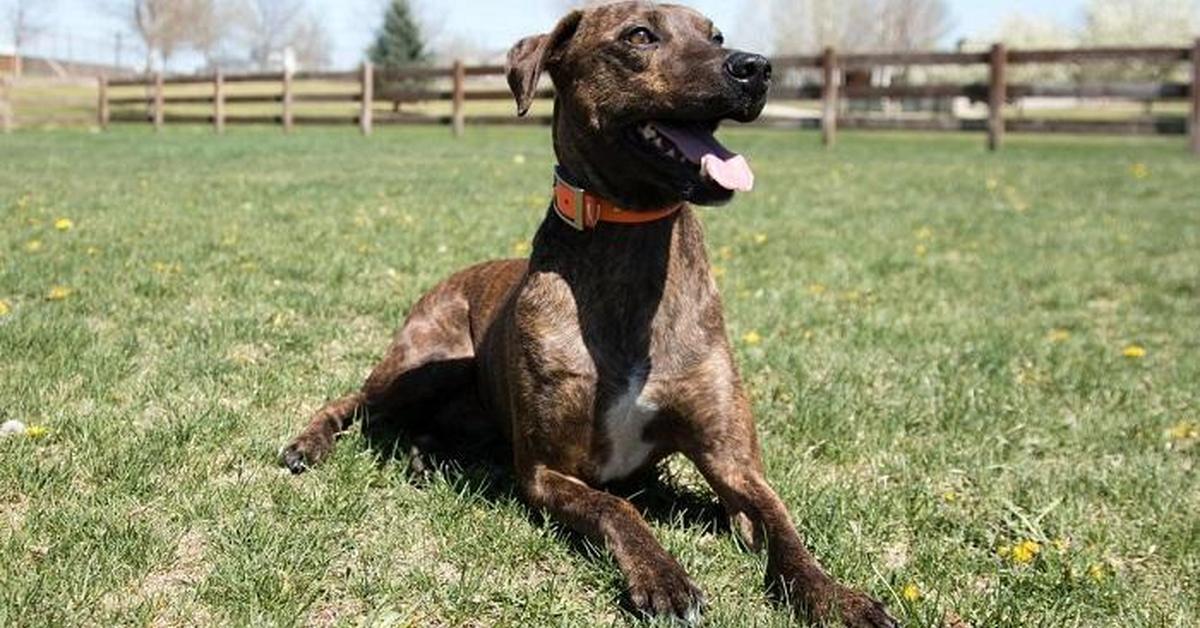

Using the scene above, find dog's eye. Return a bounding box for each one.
[712,30,725,46]
[624,27,658,47]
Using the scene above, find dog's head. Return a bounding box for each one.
[507,1,771,209]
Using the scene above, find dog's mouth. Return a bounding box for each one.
[633,120,755,193]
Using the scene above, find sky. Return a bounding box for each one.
[12,0,1088,71]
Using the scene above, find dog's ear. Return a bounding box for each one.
[506,10,583,117]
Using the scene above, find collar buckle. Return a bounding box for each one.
[553,170,587,231]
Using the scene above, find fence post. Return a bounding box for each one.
[821,47,838,148]
[988,43,1007,152]
[153,72,164,132]
[97,75,109,130]
[452,59,466,138]
[214,71,225,135]
[1,76,13,134]
[360,61,374,136]
[1191,38,1199,157]
[282,67,294,133]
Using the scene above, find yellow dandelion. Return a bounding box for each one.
[1088,563,1108,583]
[807,283,827,296]
[512,241,531,256]
[1166,421,1198,442]
[1130,163,1149,180]
[86,247,100,256]
[54,218,74,231]
[915,244,928,257]
[0,300,9,317]
[1047,329,1071,343]
[712,265,726,278]
[753,233,768,245]
[718,245,734,261]
[941,490,958,503]
[1122,345,1147,359]
[986,177,999,191]
[46,286,73,301]
[1053,538,1071,552]
[1010,540,1042,565]
[24,425,49,439]
[25,240,43,253]
[914,227,934,241]
[901,583,921,603]
[513,154,527,165]
[742,330,762,346]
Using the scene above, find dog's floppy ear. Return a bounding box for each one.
[506,10,583,117]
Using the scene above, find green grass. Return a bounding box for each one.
[1,126,1197,627]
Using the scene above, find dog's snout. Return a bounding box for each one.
[724,53,772,85]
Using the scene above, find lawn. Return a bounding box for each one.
[1,126,1197,627]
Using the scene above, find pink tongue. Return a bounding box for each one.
[701,155,755,192]
[653,123,755,192]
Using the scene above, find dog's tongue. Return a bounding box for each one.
[653,122,755,192]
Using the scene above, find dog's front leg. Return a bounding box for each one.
[677,383,898,627]
[522,465,706,623]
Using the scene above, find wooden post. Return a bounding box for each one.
[1,76,13,134]
[452,59,466,138]
[1191,38,1200,157]
[821,47,838,148]
[214,71,225,135]
[97,76,110,130]
[153,72,165,132]
[360,61,374,136]
[988,43,1007,152]
[282,67,294,134]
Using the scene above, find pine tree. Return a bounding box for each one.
[369,0,426,67]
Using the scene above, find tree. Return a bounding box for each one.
[189,0,246,69]
[1081,0,1199,47]
[368,0,425,67]
[876,0,952,51]
[3,0,55,77]
[767,0,952,55]
[1079,0,1199,81]
[127,0,194,71]
[287,11,331,70]
[243,0,304,70]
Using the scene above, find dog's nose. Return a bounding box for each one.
[724,53,772,84]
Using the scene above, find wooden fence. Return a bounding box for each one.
[5,41,1199,155]
[775,43,1199,153]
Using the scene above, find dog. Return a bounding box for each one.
[282,2,897,626]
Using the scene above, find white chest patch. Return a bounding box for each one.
[597,371,659,484]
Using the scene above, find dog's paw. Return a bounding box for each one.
[627,560,706,625]
[830,587,900,628]
[279,439,316,475]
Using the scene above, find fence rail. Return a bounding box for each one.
[3,42,1199,155]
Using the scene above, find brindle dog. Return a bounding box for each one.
[282,2,897,626]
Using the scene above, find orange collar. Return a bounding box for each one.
[553,169,683,230]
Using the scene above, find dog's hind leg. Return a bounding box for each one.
[280,392,368,474]
[281,280,477,475]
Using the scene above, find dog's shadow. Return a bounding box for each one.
[362,416,729,532]
[360,415,730,611]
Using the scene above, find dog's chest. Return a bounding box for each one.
[596,369,660,484]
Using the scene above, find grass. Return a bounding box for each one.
[1,126,1198,627]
